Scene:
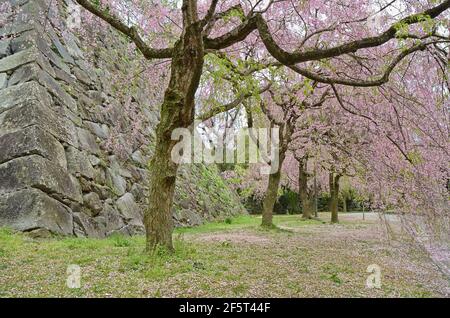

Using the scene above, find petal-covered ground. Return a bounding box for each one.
[0,213,448,297]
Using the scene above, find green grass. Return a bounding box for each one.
[0,214,445,298]
[175,214,323,235]
[175,215,257,234]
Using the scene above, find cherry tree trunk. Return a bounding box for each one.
[298,159,313,219]
[146,137,178,251]
[302,199,314,219]
[330,174,341,224]
[260,128,288,228]
[261,169,282,227]
[313,168,318,217]
[145,20,204,252]
[328,173,333,212]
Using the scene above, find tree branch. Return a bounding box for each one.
[331,83,413,163]
[197,83,271,121]
[256,1,450,65]
[288,41,439,87]
[200,0,219,29]
[75,0,173,59]
[204,14,259,50]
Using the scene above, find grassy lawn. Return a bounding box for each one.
[0,214,447,297]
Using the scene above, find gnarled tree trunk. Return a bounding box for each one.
[145,11,204,252]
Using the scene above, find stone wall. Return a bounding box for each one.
[0,0,246,237]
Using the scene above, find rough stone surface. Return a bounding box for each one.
[0,126,67,168]
[0,155,82,203]
[0,188,73,235]
[0,73,7,89]
[37,69,77,111]
[173,208,204,227]
[0,0,246,237]
[0,81,51,114]
[8,63,39,86]
[0,40,10,59]
[73,212,105,238]
[104,165,127,195]
[0,48,37,73]
[0,100,79,147]
[65,146,95,179]
[100,201,126,234]
[116,193,142,223]
[83,192,102,216]
[77,128,100,154]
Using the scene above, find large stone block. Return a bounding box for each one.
[131,150,146,166]
[0,98,79,147]
[73,212,106,238]
[100,201,126,234]
[53,66,76,84]
[0,188,73,234]
[18,0,48,18]
[77,128,101,154]
[47,26,75,65]
[65,145,95,180]
[75,59,98,83]
[109,155,133,178]
[11,0,31,7]
[8,32,57,77]
[0,81,51,114]
[7,63,38,86]
[10,30,37,53]
[0,125,67,168]
[0,155,82,203]
[82,192,102,216]
[105,168,127,196]
[116,192,143,223]
[173,208,204,227]
[85,121,109,139]
[61,30,83,59]
[0,14,36,38]
[37,69,77,112]
[0,47,37,73]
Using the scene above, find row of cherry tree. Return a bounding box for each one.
[70,0,449,276]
